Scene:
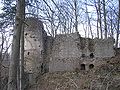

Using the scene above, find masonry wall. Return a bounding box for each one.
[24,17,47,75]
[94,37,115,58]
[48,33,115,72]
[49,32,83,72]
[23,18,115,73]
[51,32,82,58]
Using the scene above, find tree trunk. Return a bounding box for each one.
[98,0,103,39]
[0,34,4,90]
[74,0,78,32]
[97,10,99,38]
[20,1,25,89]
[103,0,107,39]
[51,12,54,37]
[110,11,113,37]
[7,0,25,90]
[94,0,99,38]
[115,0,120,48]
[0,53,2,90]
[85,0,93,38]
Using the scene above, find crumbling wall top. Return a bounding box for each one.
[25,17,44,32]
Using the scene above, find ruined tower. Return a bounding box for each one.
[24,17,47,76]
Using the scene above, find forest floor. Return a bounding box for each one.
[28,54,120,90]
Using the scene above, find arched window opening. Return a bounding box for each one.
[27,52,30,55]
[25,33,28,36]
[89,64,94,69]
[90,53,94,58]
[80,64,85,70]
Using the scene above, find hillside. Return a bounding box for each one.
[26,53,120,90]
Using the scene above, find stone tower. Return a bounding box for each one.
[24,17,47,76]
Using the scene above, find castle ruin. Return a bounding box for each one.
[24,17,115,77]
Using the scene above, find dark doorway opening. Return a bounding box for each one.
[90,53,94,58]
[27,52,30,55]
[41,63,44,73]
[89,64,94,69]
[25,33,28,36]
[80,64,85,70]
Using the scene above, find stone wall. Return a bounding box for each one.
[49,32,82,72]
[48,33,115,72]
[51,32,82,58]
[94,37,115,58]
[24,17,47,75]
[24,18,115,73]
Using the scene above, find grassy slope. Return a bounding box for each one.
[28,55,120,90]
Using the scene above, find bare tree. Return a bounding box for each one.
[0,27,11,90]
[115,0,120,48]
[94,0,103,38]
[74,0,78,32]
[7,0,25,90]
[0,33,4,90]
[103,0,107,38]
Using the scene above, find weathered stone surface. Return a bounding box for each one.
[1,18,118,90]
[24,18,47,84]
[24,18,116,88]
[94,37,115,58]
[52,32,82,58]
[27,55,120,90]
[49,57,80,72]
[49,34,115,72]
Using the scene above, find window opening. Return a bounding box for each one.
[25,33,28,36]
[89,64,94,69]
[90,53,94,58]
[80,64,85,70]
[27,52,30,55]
